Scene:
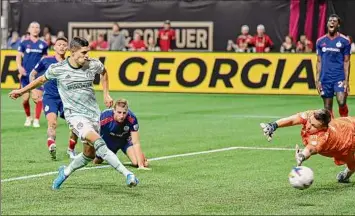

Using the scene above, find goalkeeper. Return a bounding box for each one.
[260,109,355,183]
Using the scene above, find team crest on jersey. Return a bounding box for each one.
[39,44,44,49]
[77,122,83,130]
[26,48,30,53]
[310,135,318,146]
[133,124,139,131]
[45,105,49,112]
[124,126,130,131]
[336,41,342,48]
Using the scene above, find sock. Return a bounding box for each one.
[47,138,55,148]
[35,100,43,119]
[23,101,31,117]
[339,105,349,117]
[68,139,77,151]
[94,138,132,177]
[64,152,92,176]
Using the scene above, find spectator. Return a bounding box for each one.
[21,32,30,42]
[146,37,160,51]
[226,25,253,52]
[251,24,273,53]
[296,35,313,53]
[57,31,65,38]
[129,32,146,51]
[109,23,126,51]
[280,35,296,53]
[41,25,55,44]
[157,20,176,51]
[90,33,109,50]
[348,36,355,53]
[86,34,94,48]
[44,32,54,49]
[7,31,21,49]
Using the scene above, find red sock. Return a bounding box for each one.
[35,100,43,119]
[47,138,55,148]
[339,104,349,117]
[68,139,77,151]
[22,100,31,117]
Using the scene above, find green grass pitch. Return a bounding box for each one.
[1,90,354,215]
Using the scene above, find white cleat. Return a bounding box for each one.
[24,117,32,127]
[33,119,40,128]
[66,149,76,160]
[49,143,57,160]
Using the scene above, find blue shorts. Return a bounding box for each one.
[42,95,64,119]
[20,76,29,88]
[96,140,133,159]
[321,81,345,98]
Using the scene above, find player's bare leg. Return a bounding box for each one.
[67,130,78,160]
[336,92,349,117]
[22,92,32,127]
[31,89,43,127]
[52,130,138,189]
[322,97,334,118]
[46,113,58,160]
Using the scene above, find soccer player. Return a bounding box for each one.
[93,99,149,170]
[315,14,351,118]
[16,21,48,127]
[260,109,355,183]
[9,37,139,189]
[29,36,77,160]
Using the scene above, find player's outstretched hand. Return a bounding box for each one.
[138,166,151,171]
[8,89,23,100]
[104,94,113,108]
[260,123,276,142]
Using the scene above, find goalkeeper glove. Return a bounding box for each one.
[295,144,306,166]
[260,122,278,142]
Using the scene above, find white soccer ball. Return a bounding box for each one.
[288,166,314,190]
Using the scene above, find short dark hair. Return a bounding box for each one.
[70,37,89,51]
[329,14,341,24]
[55,36,68,43]
[314,109,332,127]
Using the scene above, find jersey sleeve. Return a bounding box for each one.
[128,115,139,132]
[34,60,46,75]
[18,41,26,53]
[92,59,105,75]
[316,40,322,56]
[44,64,58,80]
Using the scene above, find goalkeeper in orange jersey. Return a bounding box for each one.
[260,109,355,183]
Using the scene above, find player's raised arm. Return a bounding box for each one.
[100,67,113,108]
[9,75,48,99]
[260,113,304,141]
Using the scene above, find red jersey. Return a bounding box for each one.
[130,40,146,50]
[158,29,175,51]
[236,34,252,45]
[91,40,108,50]
[251,34,273,52]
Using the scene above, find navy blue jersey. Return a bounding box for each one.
[100,109,139,146]
[316,33,351,83]
[34,56,60,98]
[18,39,48,75]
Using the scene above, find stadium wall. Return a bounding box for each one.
[1,50,354,95]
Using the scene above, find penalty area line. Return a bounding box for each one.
[1,146,293,183]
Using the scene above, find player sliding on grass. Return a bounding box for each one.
[260,109,355,183]
[9,36,139,189]
[94,99,149,169]
[29,36,78,160]
[315,14,351,118]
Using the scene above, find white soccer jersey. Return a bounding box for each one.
[44,58,104,122]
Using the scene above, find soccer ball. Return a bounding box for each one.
[288,166,314,190]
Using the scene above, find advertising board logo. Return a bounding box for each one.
[68,21,213,51]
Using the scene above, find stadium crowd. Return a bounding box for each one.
[6,20,355,53]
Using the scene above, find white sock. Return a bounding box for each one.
[94,138,132,177]
[64,152,92,176]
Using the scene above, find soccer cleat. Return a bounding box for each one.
[66,149,76,160]
[49,143,57,160]
[126,174,139,187]
[336,170,351,183]
[52,166,68,190]
[33,119,40,128]
[24,117,32,127]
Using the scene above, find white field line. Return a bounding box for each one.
[1,146,293,183]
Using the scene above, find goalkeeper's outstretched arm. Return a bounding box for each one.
[260,114,303,141]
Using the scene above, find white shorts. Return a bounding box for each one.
[66,116,100,141]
